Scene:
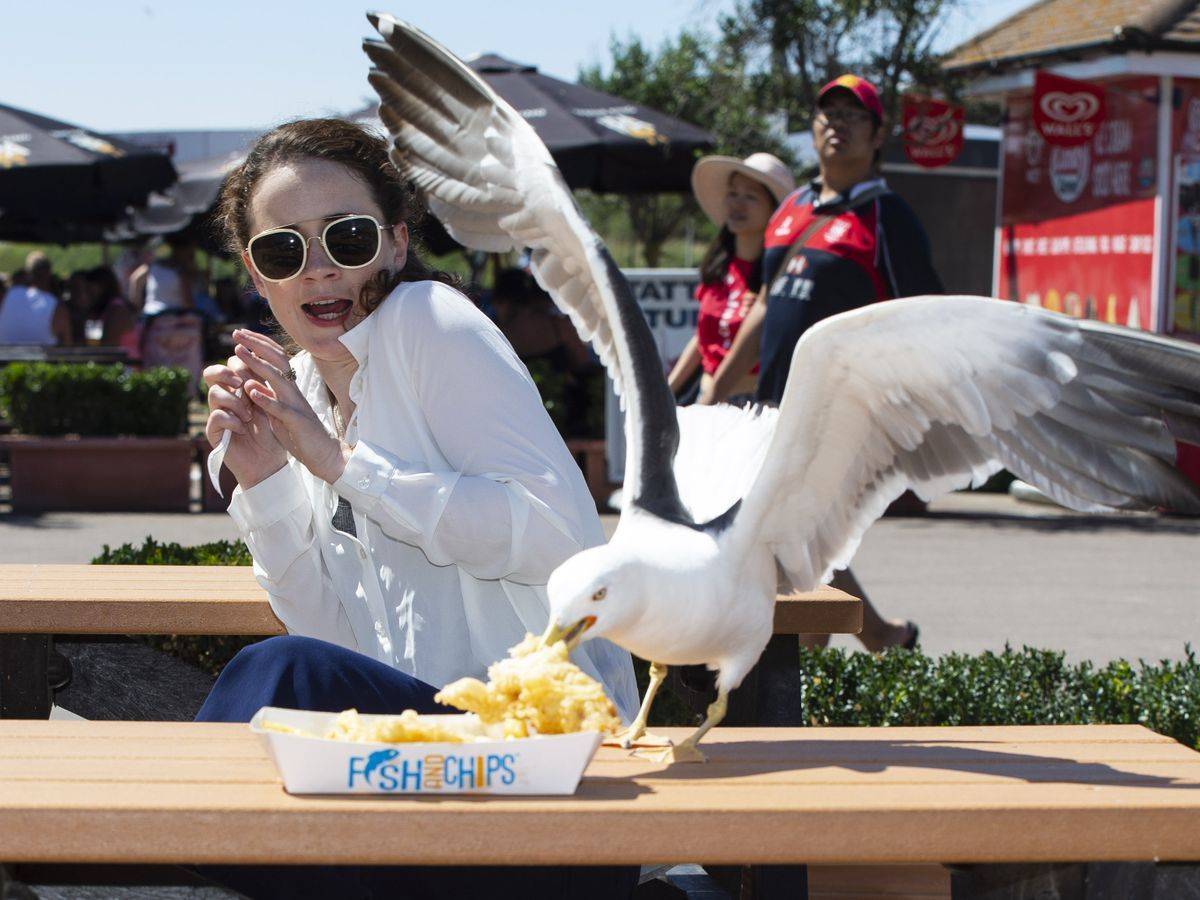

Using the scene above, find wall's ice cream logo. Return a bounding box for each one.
[1049,144,1090,203]
[901,95,964,169]
[348,750,518,792]
[0,138,30,168]
[1033,71,1106,147]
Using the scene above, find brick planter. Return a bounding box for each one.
[0,436,195,512]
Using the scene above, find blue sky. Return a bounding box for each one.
[8,0,1029,132]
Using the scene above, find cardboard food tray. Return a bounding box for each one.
[250,706,603,795]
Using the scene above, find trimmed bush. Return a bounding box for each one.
[788,643,1200,749]
[93,539,1200,750]
[94,537,258,675]
[0,363,190,436]
[94,537,252,566]
[644,644,1200,748]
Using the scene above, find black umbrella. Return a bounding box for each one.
[0,103,177,235]
[105,150,241,253]
[352,52,714,194]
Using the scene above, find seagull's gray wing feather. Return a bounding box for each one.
[363,15,689,521]
[729,296,1200,590]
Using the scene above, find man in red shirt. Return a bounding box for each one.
[710,74,941,651]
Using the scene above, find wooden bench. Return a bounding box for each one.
[0,564,862,719]
[1,722,1198,899]
[0,345,130,366]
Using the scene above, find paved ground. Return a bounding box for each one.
[3,491,1197,664]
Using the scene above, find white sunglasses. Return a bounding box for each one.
[246,214,391,283]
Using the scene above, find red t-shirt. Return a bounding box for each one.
[695,256,759,375]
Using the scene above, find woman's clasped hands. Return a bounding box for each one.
[204,329,351,489]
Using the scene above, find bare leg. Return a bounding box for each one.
[610,661,672,748]
[638,690,728,764]
[830,567,915,652]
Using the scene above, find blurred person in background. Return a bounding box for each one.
[709,75,943,652]
[129,233,199,315]
[492,266,597,435]
[668,152,794,405]
[64,268,94,343]
[113,241,156,299]
[0,251,71,346]
[89,265,141,361]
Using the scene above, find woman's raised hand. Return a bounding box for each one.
[230,329,351,484]
[204,350,287,490]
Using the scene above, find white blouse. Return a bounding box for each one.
[227,280,639,722]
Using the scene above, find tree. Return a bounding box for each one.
[718,0,968,129]
[579,32,791,267]
[579,0,973,265]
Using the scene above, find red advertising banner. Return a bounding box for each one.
[1001,76,1158,225]
[999,75,1159,330]
[901,95,964,168]
[1032,71,1107,147]
[997,199,1155,329]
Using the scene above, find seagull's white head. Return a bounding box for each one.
[542,544,646,649]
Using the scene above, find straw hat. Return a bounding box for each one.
[691,152,796,226]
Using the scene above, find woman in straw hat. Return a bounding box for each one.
[667,152,794,405]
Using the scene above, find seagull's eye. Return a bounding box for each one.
[591,587,607,602]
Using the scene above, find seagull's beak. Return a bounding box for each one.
[540,615,597,650]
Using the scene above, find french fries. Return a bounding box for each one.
[262,634,621,743]
[436,634,622,739]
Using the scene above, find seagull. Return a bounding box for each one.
[363,15,1200,762]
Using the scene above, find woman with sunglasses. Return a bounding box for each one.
[196,119,638,899]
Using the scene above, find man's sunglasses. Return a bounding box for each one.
[815,108,876,127]
[246,214,391,283]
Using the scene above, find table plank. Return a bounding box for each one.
[1,723,1198,866]
[0,565,861,635]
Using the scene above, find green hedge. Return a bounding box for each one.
[94,537,259,674]
[94,538,1200,749]
[789,644,1199,750]
[0,363,191,436]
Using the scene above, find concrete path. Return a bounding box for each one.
[2,491,1196,664]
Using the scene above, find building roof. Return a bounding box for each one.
[943,0,1200,73]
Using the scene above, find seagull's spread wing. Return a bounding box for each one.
[730,296,1200,590]
[363,14,689,521]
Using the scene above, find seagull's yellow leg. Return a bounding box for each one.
[637,689,728,764]
[608,661,672,748]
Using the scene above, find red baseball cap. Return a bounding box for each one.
[818,74,884,121]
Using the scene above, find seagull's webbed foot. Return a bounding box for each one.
[606,661,673,748]
[634,689,728,765]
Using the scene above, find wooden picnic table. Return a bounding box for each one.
[1,721,1199,871]
[0,564,862,637]
[0,345,129,366]
[0,565,862,724]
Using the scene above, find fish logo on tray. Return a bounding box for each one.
[347,749,519,792]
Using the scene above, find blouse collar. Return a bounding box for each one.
[337,310,374,365]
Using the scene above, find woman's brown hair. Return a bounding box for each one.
[698,226,763,293]
[218,117,457,316]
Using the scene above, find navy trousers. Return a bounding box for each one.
[194,636,637,900]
